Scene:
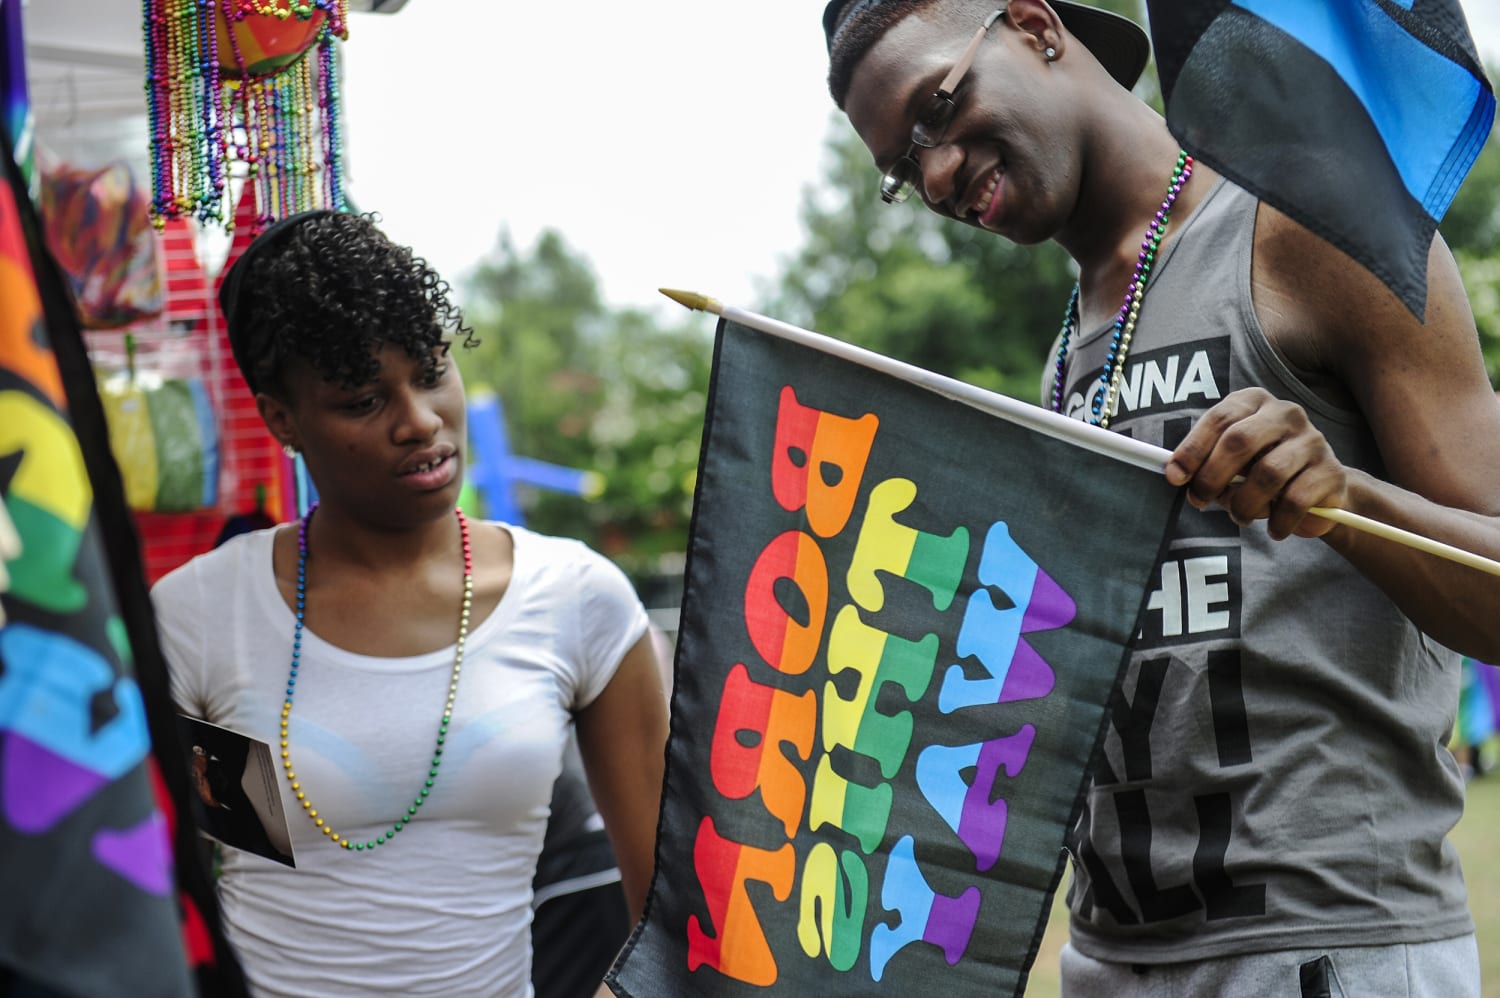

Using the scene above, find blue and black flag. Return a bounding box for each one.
[1147,0,1495,319]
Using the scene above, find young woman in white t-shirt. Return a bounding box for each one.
[153,210,667,998]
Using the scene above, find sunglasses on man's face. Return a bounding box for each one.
[880,7,1007,205]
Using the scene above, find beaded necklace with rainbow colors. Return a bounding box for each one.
[280,504,473,851]
[1049,151,1194,428]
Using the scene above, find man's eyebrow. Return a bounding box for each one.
[901,66,947,120]
[874,67,947,168]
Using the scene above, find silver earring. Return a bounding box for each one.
[1044,45,1057,60]
[282,444,298,458]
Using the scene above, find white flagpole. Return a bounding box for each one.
[661,289,1500,579]
[723,300,1168,474]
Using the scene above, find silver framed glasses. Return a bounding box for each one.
[880,7,1008,205]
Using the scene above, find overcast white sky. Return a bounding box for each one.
[339,1,1500,318]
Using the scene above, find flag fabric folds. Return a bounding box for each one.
[1146,0,1495,319]
[609,319,1181,996]
[0,139,192,998]
[0,0,30,189]
[0,73,246,998]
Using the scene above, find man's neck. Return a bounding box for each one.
[1059,104,1216,329]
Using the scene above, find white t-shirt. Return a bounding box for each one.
[153,523,649,998]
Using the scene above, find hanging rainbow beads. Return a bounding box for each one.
[143,0,349,232]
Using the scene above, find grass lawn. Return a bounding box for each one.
[1456,772,1500,997]
[1022,770,1500,996]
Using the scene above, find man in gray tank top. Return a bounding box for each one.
[821,1,1500,994]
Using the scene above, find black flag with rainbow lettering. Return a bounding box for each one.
[0,4,246,989]
[609,318,1181,996]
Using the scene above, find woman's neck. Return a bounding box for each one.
[302,501,463,575]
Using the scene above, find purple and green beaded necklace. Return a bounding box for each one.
[1049,151,1194,428]
[280,503,473,852]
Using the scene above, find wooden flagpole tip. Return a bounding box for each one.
[1309,505,1500,578]
[659,288,724,315]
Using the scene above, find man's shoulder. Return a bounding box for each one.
[1249,199,1463,337]
[1248,199,1485,422]
[1246,200,1420,382]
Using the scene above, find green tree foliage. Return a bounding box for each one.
[457,229,711,577]
[770,124,1078,403]
[1441,120,1500,387]
[452,5,1500,583]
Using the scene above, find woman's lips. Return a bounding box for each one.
[400,452,458,491]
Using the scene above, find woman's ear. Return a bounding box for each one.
[1006,0,1066,63]
[256,392,301,454]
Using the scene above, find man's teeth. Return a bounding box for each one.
[410,457,443,474]
[973,171,999,217]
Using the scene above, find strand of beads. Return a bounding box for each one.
[299,55,320,209]
[1097,152,1194,425]
[276,61,318,214]
[220,0,254,163]
[252,74,275,227]
[239,0,316,19]
[280,66,297,213]
[164,1,189,215]
[1050,151,1194,428]
[318,31,345,210]
[291,57,313,211]
[144,0,349,228]
[281,506,473,852]
[198,0,226,223]
[266,71,285,221]
[143,0,174,224]
[1048,284,1080,413]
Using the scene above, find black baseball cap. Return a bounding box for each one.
[823,0,1151,90]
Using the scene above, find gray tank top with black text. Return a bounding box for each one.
[1056,179,1470,963]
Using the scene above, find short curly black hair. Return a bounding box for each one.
[220,211,477,397]
[826,0,958,109]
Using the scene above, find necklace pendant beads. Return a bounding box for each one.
[280,505,473,852]
[1050,151,1194,428]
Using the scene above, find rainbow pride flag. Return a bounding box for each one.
[610,318,1179,997]
[0,9,246,989]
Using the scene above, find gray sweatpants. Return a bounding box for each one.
[1059,935,1480,998]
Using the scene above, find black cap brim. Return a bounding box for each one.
[1050,0,1150,90]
